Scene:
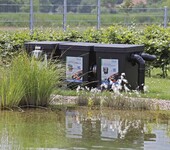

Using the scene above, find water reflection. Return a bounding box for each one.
[66,110,145,149]
[65,109,170,150]
[0,108,170,149]
[101,117,119,140]
[66,111,82,138]
[66,110,145,140]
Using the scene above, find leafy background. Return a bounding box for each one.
[0,25,170,77]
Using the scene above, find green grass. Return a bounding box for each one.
[54,76,170,101]
[142,67,170,100]
[144,77,170,100]
[0,12,167,28]
[54,88,77,96]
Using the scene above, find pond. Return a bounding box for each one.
[0,107,170,150]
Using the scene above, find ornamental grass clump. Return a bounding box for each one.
[0,66,25,108]
[0,53,64,108]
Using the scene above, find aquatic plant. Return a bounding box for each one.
[76,73,151,110]
[0,52,64,108]
[20,53,64,107]
[77,89,151,110]
[0,65,25,108]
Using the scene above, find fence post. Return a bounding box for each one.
[63,0,67,31]
[164,6,168,28]
[30,0,34,34]
[97,0,101,30]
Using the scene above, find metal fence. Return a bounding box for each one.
[0,0,169,31]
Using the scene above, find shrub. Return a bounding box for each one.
[143,25,170,77]
[0,25,170,77]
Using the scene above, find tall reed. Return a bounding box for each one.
[0,60,25,108]
[0,53,64,108]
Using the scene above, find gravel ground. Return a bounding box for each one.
[50,94,170,110]
[50,94,78,105]
[142,98,170,110]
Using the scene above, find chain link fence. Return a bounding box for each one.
[0,0,169,31]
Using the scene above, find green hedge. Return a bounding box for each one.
[0,25,170,77]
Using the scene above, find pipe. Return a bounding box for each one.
[131,54,145,91]
[32,49,43,58]
[141,52,156,61]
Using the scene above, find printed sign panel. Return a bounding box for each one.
[66,56,83,82]
[101,59,119,84]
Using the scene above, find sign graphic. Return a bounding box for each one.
[101,59,119,83]
[66,56,83,82]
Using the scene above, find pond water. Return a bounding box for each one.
[0,108,170,150]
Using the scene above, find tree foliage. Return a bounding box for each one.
[162,0,170,8]
[0,0,122,13]
[0,0,167,13]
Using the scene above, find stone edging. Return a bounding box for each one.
[50,94,170,110]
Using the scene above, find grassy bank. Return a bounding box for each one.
[0,12,165,28]
[143,67,170,100]
[144,77,170,100]
[54,75,170,101]
[52,75,170,111]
